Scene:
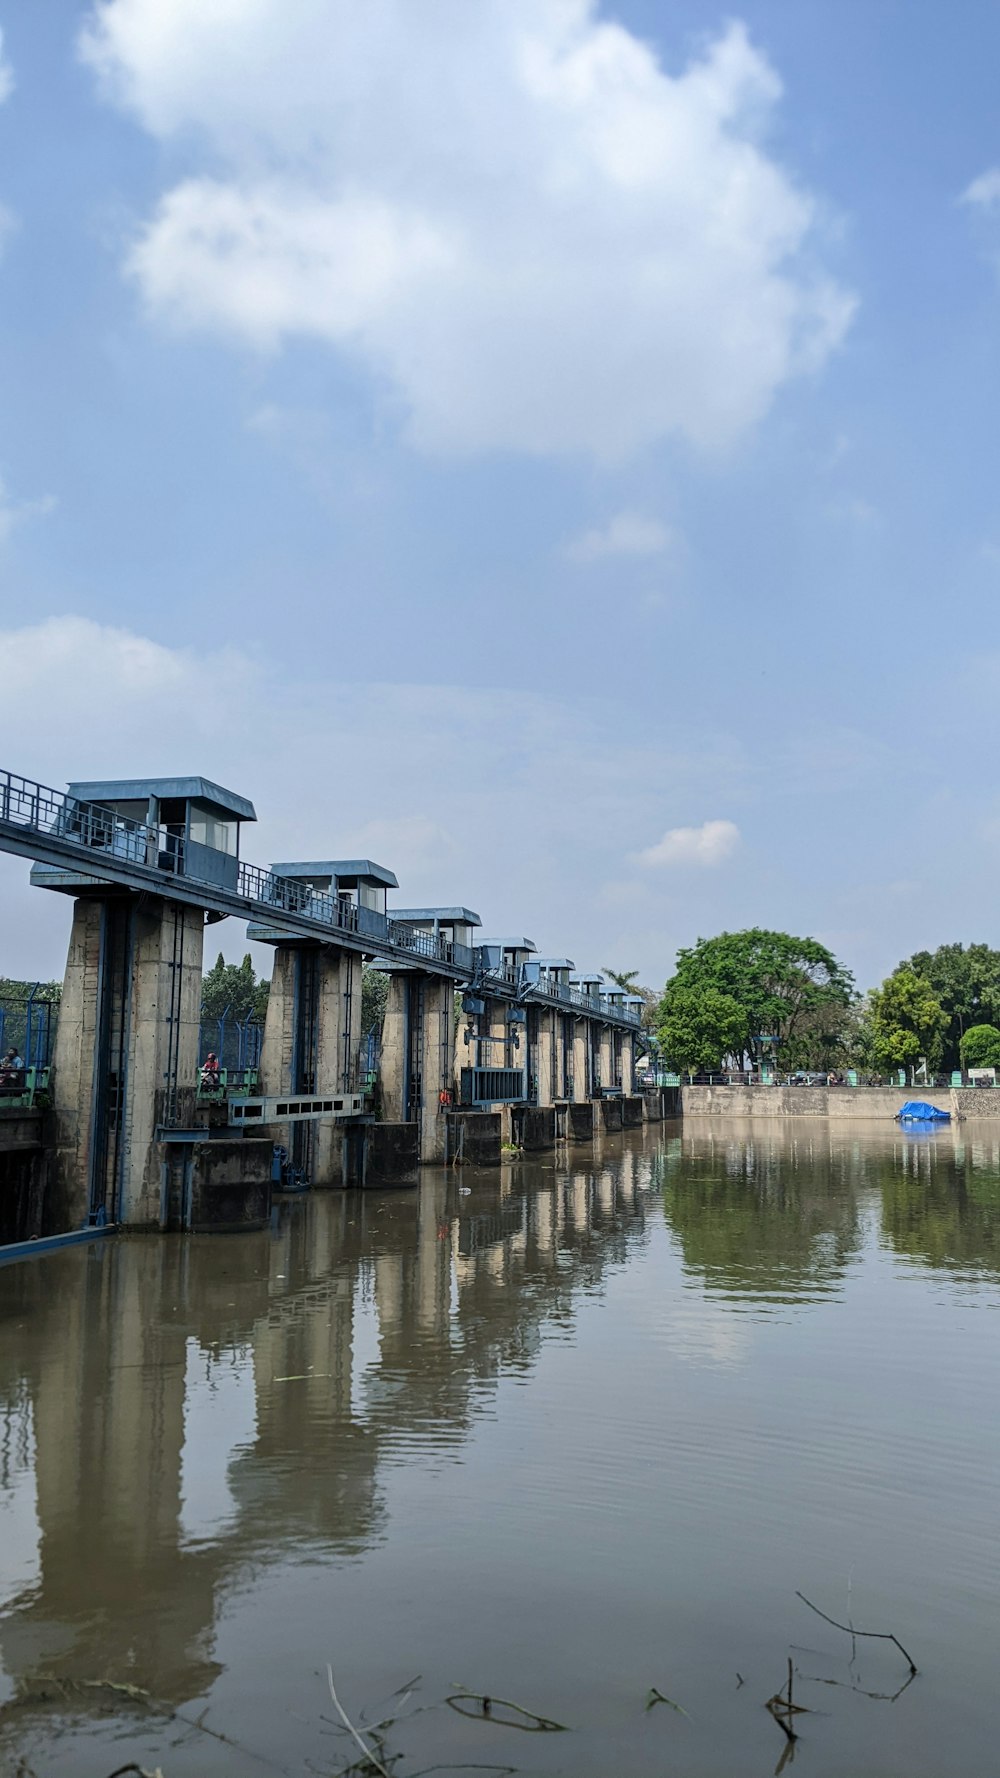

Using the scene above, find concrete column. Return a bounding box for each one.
[572,1019,589,1102]
[536,1008,555,1106]
[599,1026,614,1093]
[260,944,363,1185]
[380,971,454,1162]
[620,1034,635,1095]
[420,976,454,1163]
[50,895,204,1230]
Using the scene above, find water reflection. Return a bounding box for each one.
[0,1144,655,1718]
[880,1122,1000,1276]
[1,1124,999,1778]
[663,1120,865,1303]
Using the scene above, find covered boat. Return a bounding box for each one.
[895,1100,950,1123]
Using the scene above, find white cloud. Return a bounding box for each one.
[567,510,673,562]
[80,1,853,460]
[961,167,1000,211]
[635,818,740,867]
[0,477,56,544]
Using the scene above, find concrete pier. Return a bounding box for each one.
[380,969,455,1163]
[260,944,363,1184]
[49,894,204,1229]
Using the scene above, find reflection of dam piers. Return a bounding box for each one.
[0,768,671,1241]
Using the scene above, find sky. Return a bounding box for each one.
[2,0,1000,994]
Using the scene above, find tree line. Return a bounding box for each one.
[651,932,1000,1078]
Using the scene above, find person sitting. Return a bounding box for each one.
[200,1051,221,1090]
[0,1047,24,1087]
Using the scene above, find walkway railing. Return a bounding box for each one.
[0,769,474,979]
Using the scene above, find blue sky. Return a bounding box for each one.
[1,0,1000,992]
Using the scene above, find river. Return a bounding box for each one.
[0,1117,998,1776]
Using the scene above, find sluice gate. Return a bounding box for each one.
[0,767,649,1239]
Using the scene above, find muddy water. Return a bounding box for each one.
[0,1118,998,1776]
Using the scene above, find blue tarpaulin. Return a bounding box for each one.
[896,1101,950,1123]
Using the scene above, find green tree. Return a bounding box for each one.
[868,968,946,1073]
[959,1023,1000,1069]
[361,965,389,1036]
[663,928,854,1069]
[603,968,640,993]
[898,943,1000,1071]
[657,984,745,1077]
[201,952,270,1024]
[0,977,62,1004]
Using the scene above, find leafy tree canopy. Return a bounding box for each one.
[896,943,1000,1071]
[868,968,946,1071]
[662,928,854,1068]
[0,977,62,1003]
[958,1023,1000,1069]
[362,965,389,1035]
[201,952,269,1025]
[657,985,745,1076]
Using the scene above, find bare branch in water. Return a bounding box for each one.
[645,1687,690,1718]
[796,1592,918,1675]
[327,1665,392,1778]
[445,1693,567,1732]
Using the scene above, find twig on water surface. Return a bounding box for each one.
[798,1667,916,1705]
[645,1686,690,1718]
[765,1657,811,1747]
[795,1591,918,1675]
[327,1665,392,1778]
[735,1672,745,1689]
[103,1766,164,1778]
[445,1692,567,1732]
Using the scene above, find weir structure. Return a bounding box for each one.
[0,767,652,1240]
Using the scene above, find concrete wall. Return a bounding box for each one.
[566,1102,596,1141]
[365,1122,420,1187]
[446,1110,502,1166]
[0,1109,48,1242]
[513,1106,556,1151]
[187,1139,272,1232]
[598,1095,624,1133]
[681,1084,953,1119]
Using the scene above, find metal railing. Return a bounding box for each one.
[521,975,642,1027]
[0,768,643,1008]
[0,769,473,977]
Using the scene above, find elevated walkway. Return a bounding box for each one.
[1,770,472,979]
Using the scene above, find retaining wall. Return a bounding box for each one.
[681,1084,968,1120]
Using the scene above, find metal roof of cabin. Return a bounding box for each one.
[534,956,575,970]
[68,777,256,821]
[482,936,536,953]
[390,906,482,926]
[270,859,399,888]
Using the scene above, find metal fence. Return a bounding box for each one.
[197,1010,263,1073]
[0,990,58,1070]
